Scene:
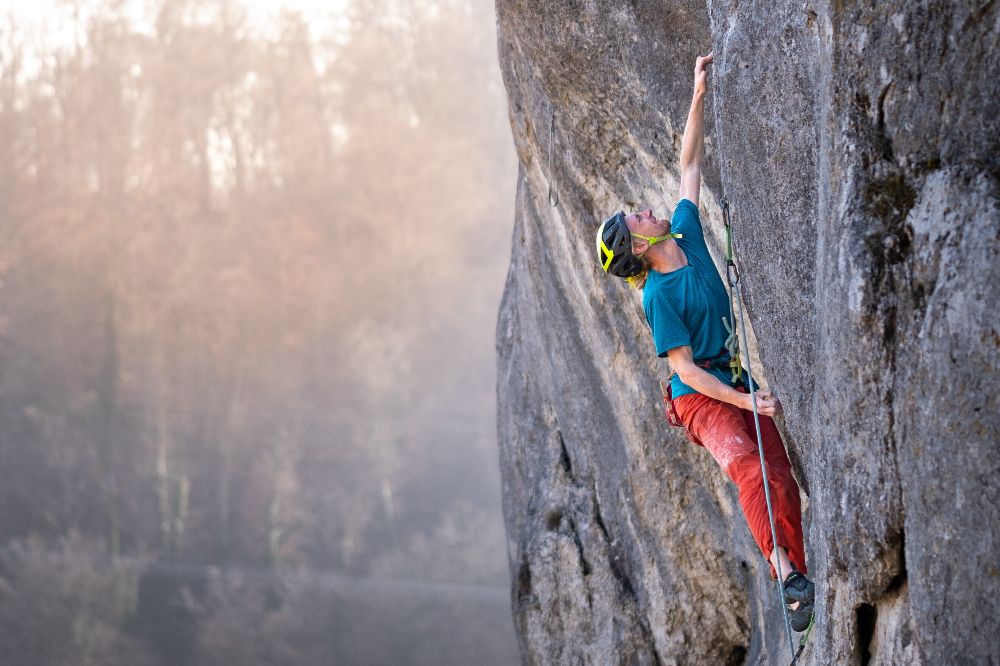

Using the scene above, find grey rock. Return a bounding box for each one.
[495,0,1000,664]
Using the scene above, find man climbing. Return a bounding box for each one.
[594,52,816,632]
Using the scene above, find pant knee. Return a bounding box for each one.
[768,465,795,489]
[725,450,764,487]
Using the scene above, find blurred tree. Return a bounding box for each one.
[0,1,516,661]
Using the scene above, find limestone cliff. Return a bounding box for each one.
[494,1,999,664]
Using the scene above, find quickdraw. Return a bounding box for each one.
[547,110,559,207]
[790,614,816,665]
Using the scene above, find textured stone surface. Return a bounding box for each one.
[495,1,999,664]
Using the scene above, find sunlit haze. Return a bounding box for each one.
[0,0,518,663]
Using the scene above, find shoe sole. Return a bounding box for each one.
[788,601,814,632]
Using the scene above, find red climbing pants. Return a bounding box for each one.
[673,387,806,576]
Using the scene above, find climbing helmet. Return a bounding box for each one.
[596,211,644,278]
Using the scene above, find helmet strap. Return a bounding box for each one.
[632,231,683,248]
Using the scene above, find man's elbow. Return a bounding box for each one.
[674,364,698,387]
[680,164,701,181]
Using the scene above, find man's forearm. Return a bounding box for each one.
[679,364,746,408]
[679,95,706,171]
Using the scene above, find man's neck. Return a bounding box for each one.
[646,239,687,274]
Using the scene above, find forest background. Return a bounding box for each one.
[0,0,518,663]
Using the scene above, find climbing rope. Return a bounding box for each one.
[547,110,559,207]
[722,199,797,659]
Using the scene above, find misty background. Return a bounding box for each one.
[0,0,518,663]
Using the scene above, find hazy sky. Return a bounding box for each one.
[4,0,358,78]
[0,0,519,660]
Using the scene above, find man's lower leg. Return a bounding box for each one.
[770,546,816,632]
[769,546,794,581]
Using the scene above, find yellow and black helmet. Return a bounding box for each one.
[596,211,643,278]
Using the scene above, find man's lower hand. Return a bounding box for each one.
[748,389,783,418]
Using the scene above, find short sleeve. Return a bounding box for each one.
[670,198,703,240]
[644,292,692,358]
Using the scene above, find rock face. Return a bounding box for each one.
[494,1,999,664]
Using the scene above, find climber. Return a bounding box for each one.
[594,52,815,631]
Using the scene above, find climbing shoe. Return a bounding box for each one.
[788,599,814,632]
[783,571,815,605]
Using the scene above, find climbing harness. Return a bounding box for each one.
[723,198,799,660]
[547,111,559,207]
[659,379,683,427]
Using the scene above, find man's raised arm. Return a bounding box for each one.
[678,52,713,206]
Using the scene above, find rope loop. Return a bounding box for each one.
[547,110,559,207]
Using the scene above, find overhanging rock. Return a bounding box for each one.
[495,1,999,664]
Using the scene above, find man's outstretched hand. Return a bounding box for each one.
[694,52,713,99]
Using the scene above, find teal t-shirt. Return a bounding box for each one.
[642,199,751,400]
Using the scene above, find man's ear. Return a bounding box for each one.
[632,240,648,256]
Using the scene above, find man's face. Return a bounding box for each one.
[625,209,669,240]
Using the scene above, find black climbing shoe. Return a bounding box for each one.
[783,571,815,605]
[788,599,814,632]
